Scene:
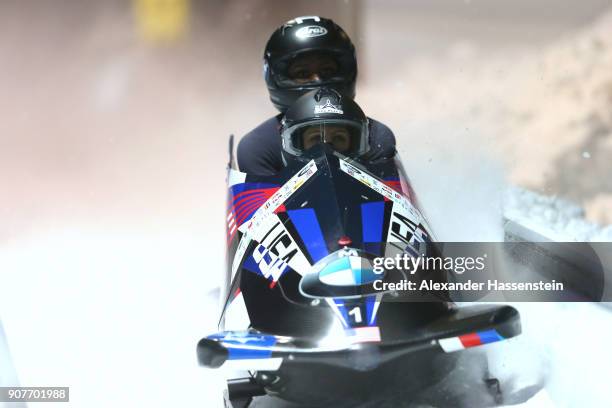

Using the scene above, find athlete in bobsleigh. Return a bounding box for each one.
[197,87,525,408]
[237,15,396,176]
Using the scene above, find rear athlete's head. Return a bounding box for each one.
[280,88,369,165]
[264,16,357,113]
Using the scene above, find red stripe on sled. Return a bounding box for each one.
[459,333,482,348]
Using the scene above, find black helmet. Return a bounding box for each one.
[264,16,357,112]
[281,88,369,164]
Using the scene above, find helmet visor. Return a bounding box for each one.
[282,119,369,157]
[273,50,354,89]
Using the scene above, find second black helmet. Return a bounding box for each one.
[281,88,369,164]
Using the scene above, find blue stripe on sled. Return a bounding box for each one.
[477,329,504,344]
[363,242,382,257]
[361,202,385,243]
[287,208,329,263]
[228,347,273,360]
[209,332,277,360]
[242,254,262,275]
[365,295,378,326]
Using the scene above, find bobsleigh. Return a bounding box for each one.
[197,138,521,408]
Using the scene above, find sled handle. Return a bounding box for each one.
[228,134,235,169]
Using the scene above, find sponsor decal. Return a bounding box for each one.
[387,205,429,252]
[318,255,377,286]
[340,160,415,212]
[252,221,299,281]
[238,160,317,237]
[296,25,328,38]
[314,99,343,115]
[240,214,313,279]
[339,159,432,251]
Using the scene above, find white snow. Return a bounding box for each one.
[0,228,226,408]
[489,302,612,408]
[503,186,612,242]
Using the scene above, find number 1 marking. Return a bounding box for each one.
[348,306,362,323]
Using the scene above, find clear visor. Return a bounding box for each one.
[282,119,369,157]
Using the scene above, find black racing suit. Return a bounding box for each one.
[237,115,397,175]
